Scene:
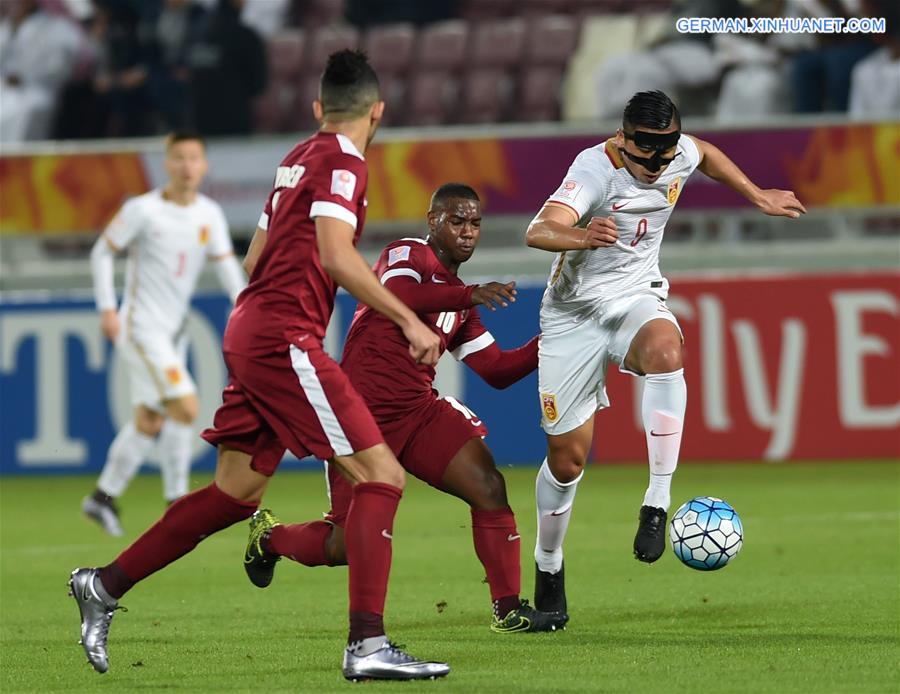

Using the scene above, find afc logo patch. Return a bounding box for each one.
[388,245,410,266]
[667,177,682,205]
[165,367,182,385]
[331,169,357,201]
[541,393,558,422]
[199,225,209,245]
[554,180,583,201]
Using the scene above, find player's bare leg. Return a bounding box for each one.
[83,405,164,536]
[69,446,264,673]
[159,394,199,503]
[440,438,569,633]
[534,418,593,614]
[625,318,686,563]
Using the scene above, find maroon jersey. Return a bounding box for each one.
[341,238,495,419]
[224,132,368,356]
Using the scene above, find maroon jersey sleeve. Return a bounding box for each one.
[463,335,539,389]
[377,241,475,312]
[307,152,368,230]
[447,308,495,360]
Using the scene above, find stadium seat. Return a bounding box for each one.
[362,23,416,76]
[524,15,578,67]
[469,18,527,69]
[407,71,455,125]
[458,68,511,123]
[305,25,360,76]
[268,30,306,80]
[519,66,563,121]
[415,20,469,72]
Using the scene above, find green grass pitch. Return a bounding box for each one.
[1,461,898,693]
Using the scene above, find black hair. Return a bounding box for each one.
[165,130,205,150]
[623,90,681,131]
[319,49,380,119]
[429,183,480,210]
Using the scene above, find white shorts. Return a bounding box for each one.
[538,292,681,435]
[118,330,196,410]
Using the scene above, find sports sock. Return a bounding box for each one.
[471,507,521,619]
[267,520,333,566]
[534,458,582,574]
[157,419,194,502]
[345,482,401,643]
[97,482,257,599]
[97,422,156,498]
[641,369,687,511]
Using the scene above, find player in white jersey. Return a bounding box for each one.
[525,91,806,614]
[83,131,247,536]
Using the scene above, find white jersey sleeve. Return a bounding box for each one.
[545,148,611,223]
[103,197,144,250]
[682,135,702,171]
[206,203,234,258]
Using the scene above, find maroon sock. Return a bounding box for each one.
[344,482,401,641]
[472,506,521,616]
[98,483,257,599]
[267,521,333,566]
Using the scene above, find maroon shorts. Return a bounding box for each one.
[201,344,384,476]
[324,395,488,526]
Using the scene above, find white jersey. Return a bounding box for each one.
[104,189,234,339]
[541,134,702,316]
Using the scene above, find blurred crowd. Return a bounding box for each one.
[0,0,896,144]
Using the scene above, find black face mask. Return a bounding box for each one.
[621,129,681,173]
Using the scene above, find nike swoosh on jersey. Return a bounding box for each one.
[611,201,629,210]
[381,529,393,539]
[431,274,447,284]
[507,534,521,541]
[471,419,483,427]
[649,430,680,437]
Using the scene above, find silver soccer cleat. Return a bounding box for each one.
[342,640,450,681]
[82,496,124,537]
[68,568,121,674]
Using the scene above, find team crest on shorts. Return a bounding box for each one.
[165,367,182,385]
[541,393,558,422]
[667,177,682,205]
[199,225,209,245]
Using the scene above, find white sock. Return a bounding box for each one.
[158,419,195,502]
[97,422,156,498]
[534,458,583,574]
[641,369,687,511]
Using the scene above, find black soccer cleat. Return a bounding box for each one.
[633,505,667,563]
[244,509,281,588]
[491,599,569,633]
[534,562,567,614]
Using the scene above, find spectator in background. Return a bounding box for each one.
[188,0,266,136]
[849,0,900,119]
[0,0,83,142]
[144,0,208,129]
[345,0,457,27]
[91,0,155,136]
[791,0,877,112]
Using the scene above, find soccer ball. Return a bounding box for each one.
[669,497,743,571]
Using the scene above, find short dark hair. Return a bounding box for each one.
[319,49,380,119]
[429,183,480,210]
[623,90,680,131]
[165,130,205,151]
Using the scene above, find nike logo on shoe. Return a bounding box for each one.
[650,430,679,437]
[507,534,520,542]
[612,201,629,210]
[381,529,393,540]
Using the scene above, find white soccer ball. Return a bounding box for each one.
[669,496,743,571]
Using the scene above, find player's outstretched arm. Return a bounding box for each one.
[463,336,539,389]
[90,235,121,342]
[525,203,618,251]
[211,253,247,303]
[385,277,517,313]
[691,136,807,219]
[316,216,440,365]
